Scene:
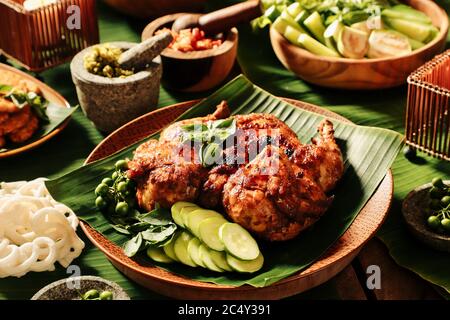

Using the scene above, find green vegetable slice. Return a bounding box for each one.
[146,247,174,264]
[298,33,340,57]
[199,244,223,273]
[303,11,326,44]
[186,209,223,238]
[187,237,205,267]
[198,217,227,251]
[171,201,198,228]
[174,231,197,267]
[226,253,264,273]
[219,223,260,261]
[163,234,180,262]
[209,249,233,272]
[180,206,200,228]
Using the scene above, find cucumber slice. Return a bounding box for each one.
[186,209,223,238]
[199,244,223,272]
[180,206,200,228]
[384,18,437,43]
[298,34,340,58]
[163,234,179,262]
[264,5,281,23]
[209,249,233,272]
[171,202,197,228]
[286,2,302,18]
[294,10,309,26]
[198,217,227,251]
[408,37,425,50]
[382,6,432,25]
[146,247,174,263]
[280,11,308,33]
[303,11,326,44]
[174,231,197,267]
[219,223,260,261]
[324,20,344,43]
[337,26,369,59]
[187,237,205,267]
[226,253,264,273]
[283,26,303,47]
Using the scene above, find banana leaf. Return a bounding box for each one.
[46,75,403,287]
[0,104,78,153]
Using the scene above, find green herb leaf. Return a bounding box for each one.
[111,224,131,235]
[202,142,221,167]
[123,233,143,257]
[212,118,234,129]
[138,207,173,225]
[141,224,177,243]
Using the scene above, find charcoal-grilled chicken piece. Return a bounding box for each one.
[128,140,207,211]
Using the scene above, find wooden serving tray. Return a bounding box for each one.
[82,98,393,299]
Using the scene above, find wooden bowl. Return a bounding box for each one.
[270,0,449,89]
[103,0,207,19]
[402,181,450,253]
[0,63,71,158]
[82,98,394,299]
[142,13,238,92]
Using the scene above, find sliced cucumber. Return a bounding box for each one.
[180,206,200,228]
[198,217,227,251]
[283,26,303,47]
[280,11,308,33]
[171,202,197,228]
[186,209,223,238]
[384,18,437,43]
[226,253,264,273]
[163,234,180,262]
[209,249,233,272]
[382,5,432,25]
[286,2,302,18]
[264,5,281,23]
[294,10,309,26]
[303,11,326,44]
[173,231,197,267]
[324,20,344,43]
[408,37,425,50]
[298,33,340,57]
[219,223,260,261]
[146,247,174,263]
[187,237,205,267]
[337,26,369,59]
[199,244,223,272]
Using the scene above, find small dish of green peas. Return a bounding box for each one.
[402,178,450,253]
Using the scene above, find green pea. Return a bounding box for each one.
[117,181,128,193]
[99,290,113,300]
[95,183,109,196]
[115,202,129,216]
[102,178,114,186]
[95,196,108,209]
[431,177,444,188]
[427,216,440,230]
[115,160,128,171]
[441,218,450,232]
[112,171,119,180]
[441,196,450,207]
[83,289,99,300]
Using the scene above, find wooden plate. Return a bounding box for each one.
[83,98,393,299]
[0,63,71,158]
[270,0,449,89]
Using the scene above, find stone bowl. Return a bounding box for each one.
[31,276,130,300]
[142,14,238,93]
[402,181,450,253]
[70,41,162,133]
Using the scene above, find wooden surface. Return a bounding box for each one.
[142,13,238,92]
[0,63,71,158]
[346,238,443,300]
[82,98,393,300]
[269,0,449,89]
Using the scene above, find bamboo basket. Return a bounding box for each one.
[406,50,450,161]
[0,0,99,72]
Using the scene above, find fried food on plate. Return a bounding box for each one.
[128,101,344,241]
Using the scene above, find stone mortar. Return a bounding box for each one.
[70,41,162,133]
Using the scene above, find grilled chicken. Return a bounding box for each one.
[128,101,344,241]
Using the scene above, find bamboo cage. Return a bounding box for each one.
[406,50,450,161]
[0,0,98,72]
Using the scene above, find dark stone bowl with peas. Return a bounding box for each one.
[31,276,130,300]
[402,178,450,253]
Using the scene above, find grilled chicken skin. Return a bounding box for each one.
[127,101,344,241]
